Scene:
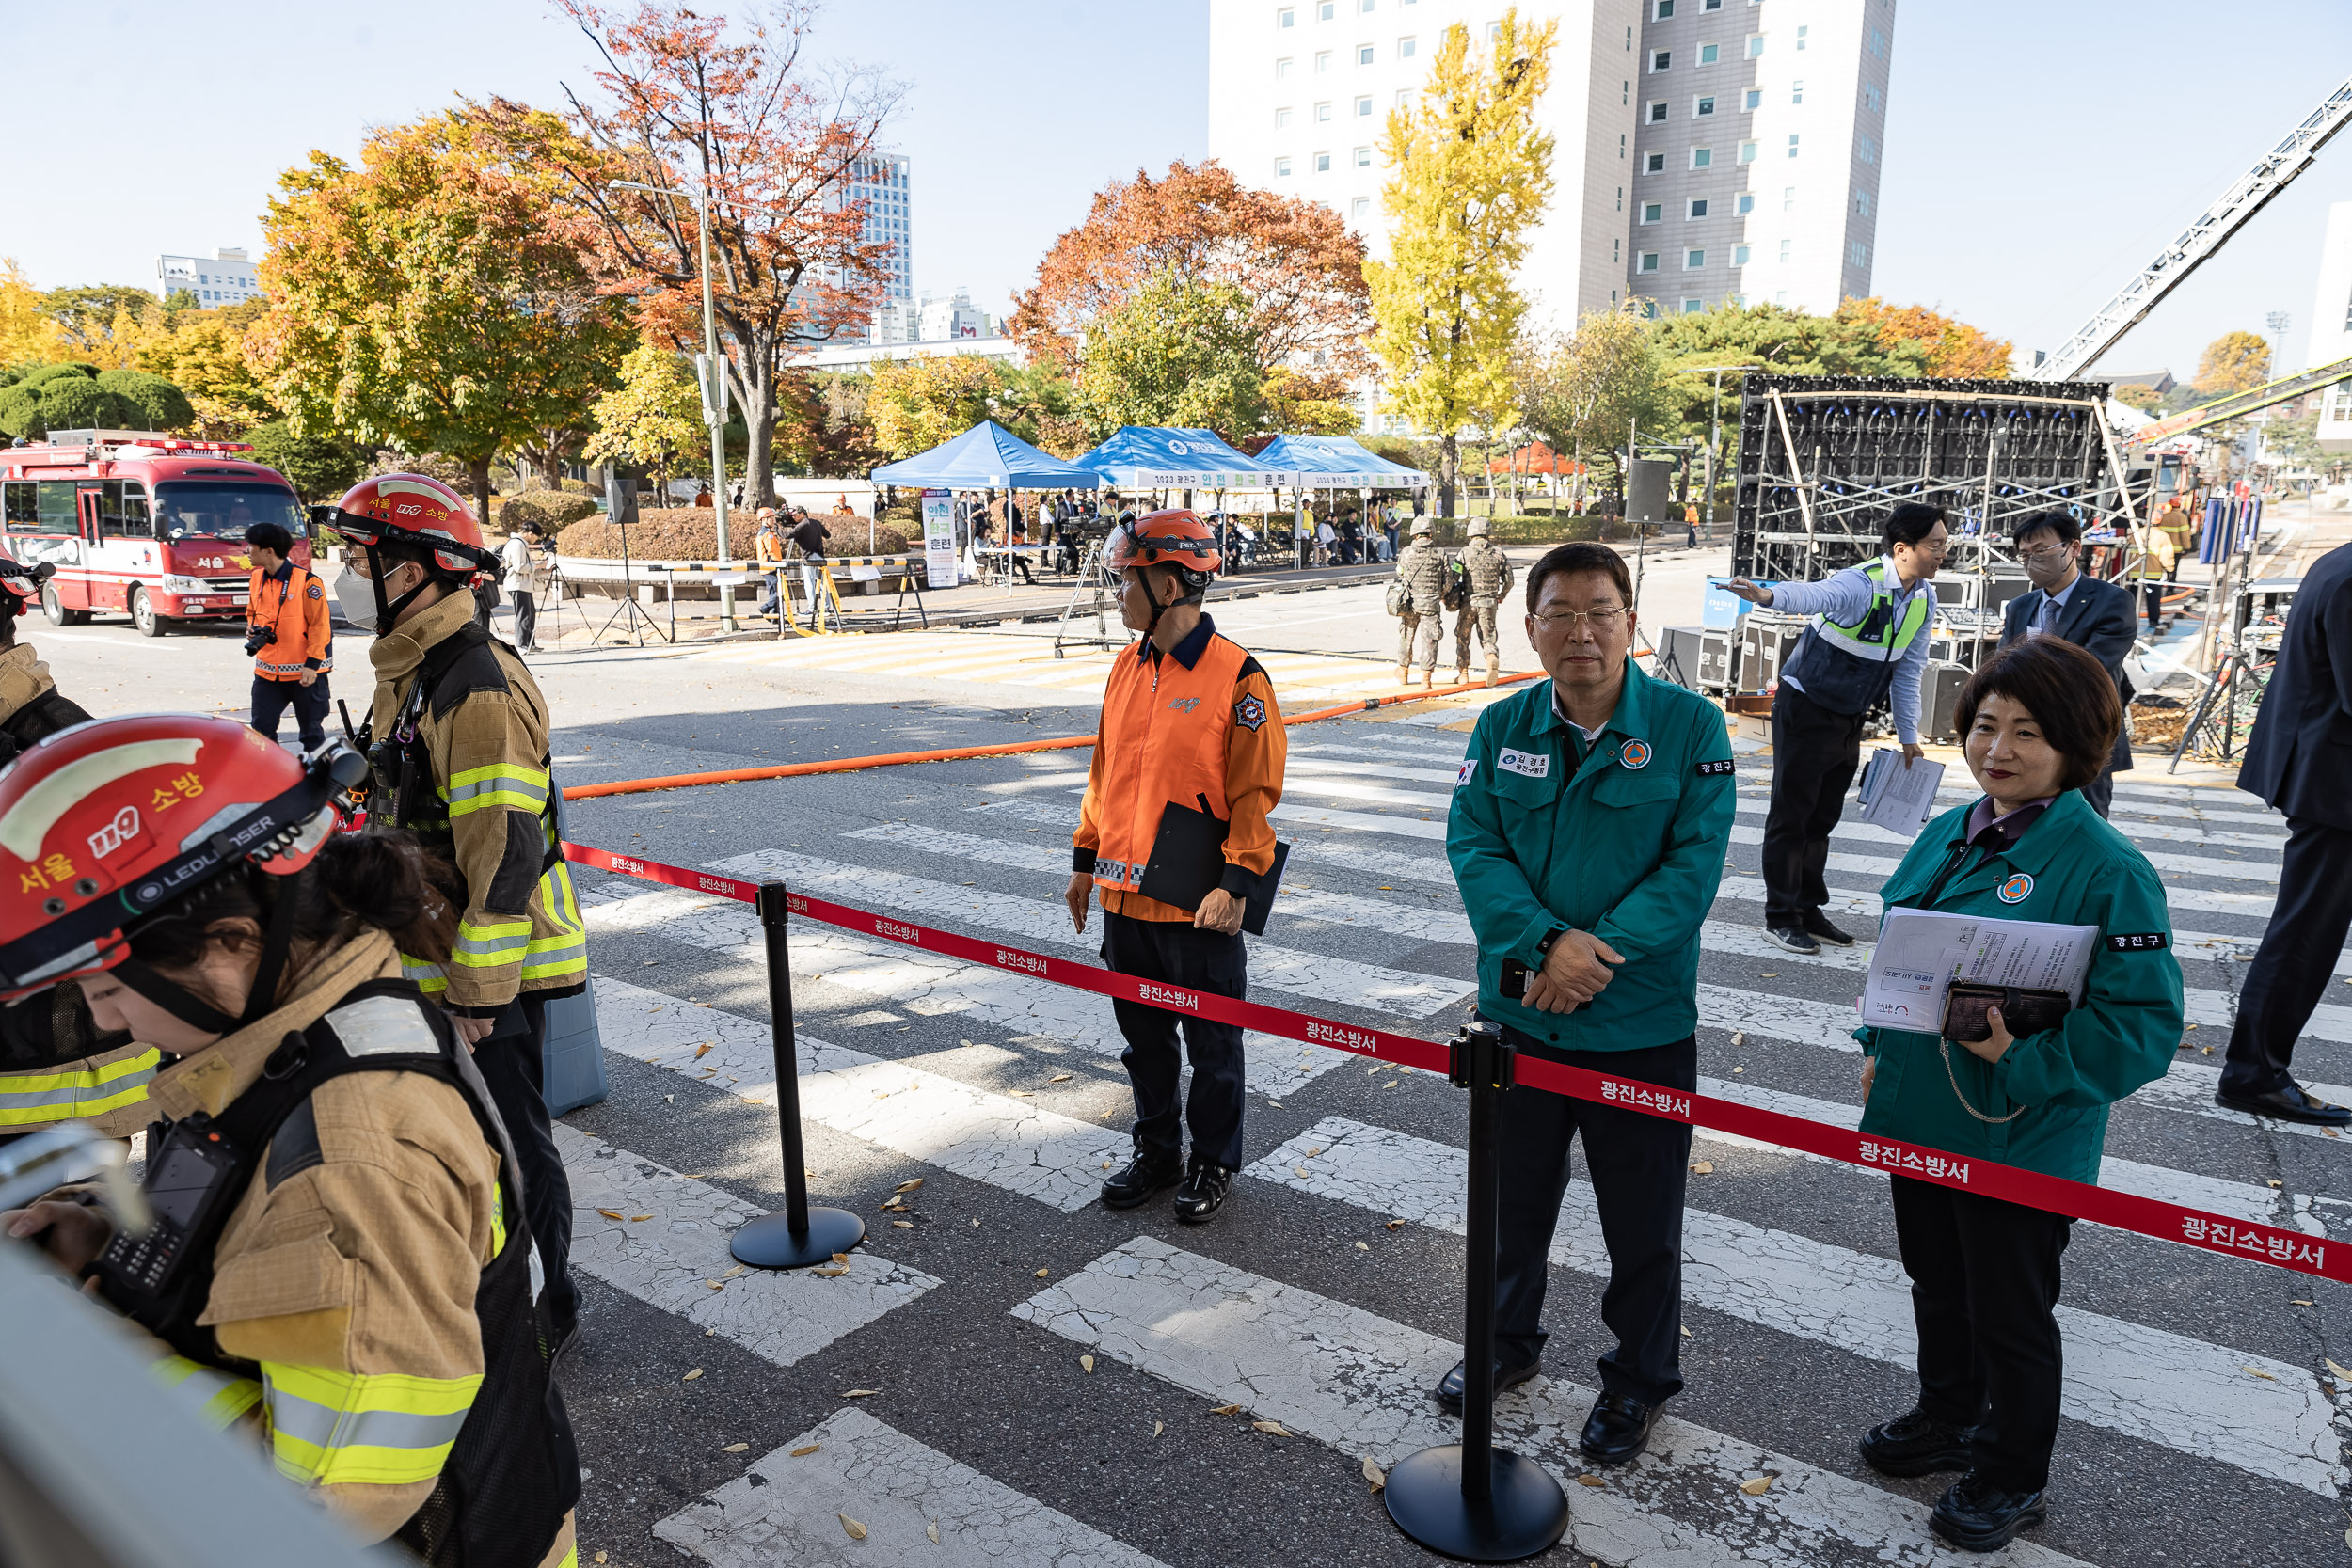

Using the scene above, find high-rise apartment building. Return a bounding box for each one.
[1205,0,1894,330]
[834,152,911,342]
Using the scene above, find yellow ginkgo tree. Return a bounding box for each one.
[1365,9,1555,517]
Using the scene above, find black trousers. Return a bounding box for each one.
[509,590,537,649]
[2223,816,2352,1097]
[470,994,580,1337]
[1762,684,1867,927]
[2078,768,2114,819]
[1102,911,1248,1170]
[1890,1178,2073,1493]
[250,674,330,751]
[1494,1031,1693,1407]
[2143,580,2165,630]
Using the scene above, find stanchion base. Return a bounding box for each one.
[729,1208,866,1270]
[1383,1444,1572,1563]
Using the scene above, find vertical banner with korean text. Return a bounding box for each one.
[922,489,957,590]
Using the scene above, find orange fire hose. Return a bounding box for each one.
[561,668,1554,800]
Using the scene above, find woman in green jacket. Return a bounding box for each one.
[1853,637,2183,1553]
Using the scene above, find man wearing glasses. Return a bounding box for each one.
[1445,542,1736,1466]
[1723,502,1947,957]
[1995,509,2138,816]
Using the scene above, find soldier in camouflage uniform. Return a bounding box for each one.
[1393,516,1447,688]
[1453,515,1517,688]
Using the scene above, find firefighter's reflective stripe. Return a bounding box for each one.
[489,1182,507,1258]
[152,1354,262,1429]
[523,858,588,982]
[0,1046,160,1127]
[453,917,532,970]
[400,955,450,996]
[261,1362,480,1487]
[445,762,550,818]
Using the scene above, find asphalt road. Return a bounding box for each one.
[35,558,2350,1568]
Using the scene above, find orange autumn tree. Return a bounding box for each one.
[1009,160,1374,420]
[484,0,901,508]
[1836,297,2014,379]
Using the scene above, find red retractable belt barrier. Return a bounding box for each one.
[564,840,2344,1285]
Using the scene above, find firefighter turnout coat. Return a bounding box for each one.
[247,562,334,682]
[366,591,587,1014]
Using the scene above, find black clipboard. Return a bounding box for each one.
[1136,795,1290,935]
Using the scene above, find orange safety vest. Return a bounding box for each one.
[247,563,332,680]
[1087,632,1250,900]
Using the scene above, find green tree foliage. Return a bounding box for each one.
[0,362,193,439]
[1365,10,1556,515]
[240,420,373,501]
[1074,268,1268,441]
[583,339,702,497]
[95,369,194,431]
[2110,383,2164,417]
[1515,306,1673,502]
[134,300,280,438]
[37,285,161,360]
[866,352,1080,457]
[2193,331,2271,396]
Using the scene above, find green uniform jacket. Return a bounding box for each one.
[1857,788,2184,1183]
[1447,660,1736,1053]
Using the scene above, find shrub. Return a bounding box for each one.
[35,377,134,435]
[0,385,38,440]
[20,362,99,389]
[497,489,600,536]
[96,369,194,432]
[557,508,910,559]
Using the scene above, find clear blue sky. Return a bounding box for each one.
[8,0,2349,381]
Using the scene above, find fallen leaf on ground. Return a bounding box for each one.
[1009,1089,1033,1097]
[2325,1357,2352,1381]
[694,1042,713,1059]
[842,1389,880,1399]
[595,1555,607,1564]
[1739,1475,1773,1496]
[1759,972,1778,978]
[790,1444,821,1457]
[1363,1456,1387,1491]
[1252,1420,1292,1436]
[1383,1081,1397,1089]
[896,1178,924,1192]
[723,1265,745,1278]
[1577,1474,1606,1488]
[1050,1073,1073,1083]
[1730,1032,1746,1047]
[1153,1420,1165,1437]
[1081,1355,1096,1373]
[707,1280,726,1291]
[2244,1366,2278,1381]
[1034,1267,1050,1277]
[631,1214,653,1222]
[1691,1161,1715,1176]
[1308,1146,1323,1156]
[1210,1403,1243,1416]
[1680,1325,1692,1338]
[721,1443,748,1453]
[1295,1165,1311,1179]
[928,1523,940,1544]
[682,1369,703,1382]
[2267,1179,2283,1188]
[1356,1241,1370,1251]
[596,1209,624,1220]
[1387,1219,1406,1229]
[815,1266,849,1276]
[839,1514,867,1541]
[892,1219,914,1228]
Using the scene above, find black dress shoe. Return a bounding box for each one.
[1802,911,1855,947]
[1172,1157,1233,1223]
[1432,1354,1541,1415]
[2215,1082,2352,1127]
[1578,1391,1661,1466]
[1930,1473,2048,1552]
[1858,1408,1977,1476]
[1763,925,1820,957]
[1100,1150,1184,1210]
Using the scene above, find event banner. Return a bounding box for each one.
[922,489,957,590]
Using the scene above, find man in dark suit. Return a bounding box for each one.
[2218,539,2352,1127]
[1997,510,2137,816]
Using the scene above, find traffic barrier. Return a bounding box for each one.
[561,671,1549,800]
[563,839,2344,1285]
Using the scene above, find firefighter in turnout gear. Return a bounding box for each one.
[1393,516,1447,688]
[0,550,142,1144]
[329,473,590,1352]
[0,717,581,1566]
[1454,515,1517,688]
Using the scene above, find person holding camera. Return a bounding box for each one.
[1444,542,1736,1465]
[245,521,333,752]
[1853,637,2181,1552]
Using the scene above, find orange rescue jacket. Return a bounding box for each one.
[1074,615,1286,921]
[247,562,333,681]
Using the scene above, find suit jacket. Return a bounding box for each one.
[2239,540,2352,830]
[1999,571,2137,775]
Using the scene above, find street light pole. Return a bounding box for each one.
[612,178,738,631]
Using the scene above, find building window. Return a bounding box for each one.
[1850,240,1869,267]
[1699,42,1719,64]
[1316,50,1332,71]
[1654,0,1673,16]
[1689,198,1709,218]
[1790,79,1803,104]
[1787,133,1800,157]
[1783,184,1796,210]
[1318,0,1335,16]
[1277,157,1294,177]
[1863,82,1882,111]
[1640,299,1660,319]
[1728,293,1745,307]
[1617,185,1624,210]
[1279,7,1295,25]
[1779,238,1792,261]
[1743,87,1762,110]
[1775,291,1788,304]
[1704,0,1723,9]
[1868,25,1886,57]
[1746,33,1765,57]
[1359,43,1375,63]
[1737,139,1757,163]
[1351,95,1370,116]
[1397,89,1410,106]
[1645,150,1666,172]
[1854,188,1873,215]
[1686,248,1706,269]
[1857,135,1878,165]
[1691,146,1712,167]
[1641,201,1662,223]
[1316,101,1333,120]
[1733,243,1751,264]
[1355,145,1373,166]
[1352,197,1372,219]
[1736,192,1755,214]
[1639,251,1661,273]
[1683,298,1705,313]
[1613,238,1621,261]
[1695,95,1715,117]
[1796,24,1808,49]
[1278,56,1294,77]
[1400,35,1416,56]
[1316,150,1332,171]
[1360,0,1375,10]
[1650,50,1671,71]
[1649,101,1669,122]
[1277,107,1295,127]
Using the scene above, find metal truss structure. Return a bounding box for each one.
[2122,348,2352,448]
[2029,74,2352,384]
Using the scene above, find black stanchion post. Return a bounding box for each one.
[730,881,866,1269]
[1384,1015,1570,1562]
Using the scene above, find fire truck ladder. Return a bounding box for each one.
[2122,349,2352,448]
[2028,74,2352,384]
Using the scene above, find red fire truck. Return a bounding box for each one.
[0,428,312,637]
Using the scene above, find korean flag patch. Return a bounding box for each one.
[1454,758,1479,788]
[1233,693,1267,732]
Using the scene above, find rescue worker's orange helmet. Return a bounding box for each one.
[328,474,499,577]
[1102,509,1223,579]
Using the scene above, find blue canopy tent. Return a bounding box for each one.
[870,420,1102,595]
[1254,434,1431,490]
[1071,426,1282,490]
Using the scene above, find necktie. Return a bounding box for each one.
[2039,594,2060,637]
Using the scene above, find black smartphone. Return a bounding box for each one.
[1941,984,2071,1043]
[1501,958,1530,999]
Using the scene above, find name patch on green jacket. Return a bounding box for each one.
[1496,748,1549,779]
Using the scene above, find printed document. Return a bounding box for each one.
[1861,908,2100,1034]
[1855,748,1946,839]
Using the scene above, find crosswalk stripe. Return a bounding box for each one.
[1015,1237,2098,1567]
[1729,825,2287,907]
[1713,871,2308,954]
[709,848,1469,1019]
[1726,797,2288,863]
[967,797,1459,884]
[654,1406,1171,1567]
[580,885,1351,1098]
[558,1124,940,1365]
[1245,1118,2342,1496]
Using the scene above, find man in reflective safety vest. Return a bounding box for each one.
[246,521,334,751]
[329,474,590,1354]
[1066,511,1286,1225]
[1724,502,1947,958]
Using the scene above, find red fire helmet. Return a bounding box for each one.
[328,474,499,577]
